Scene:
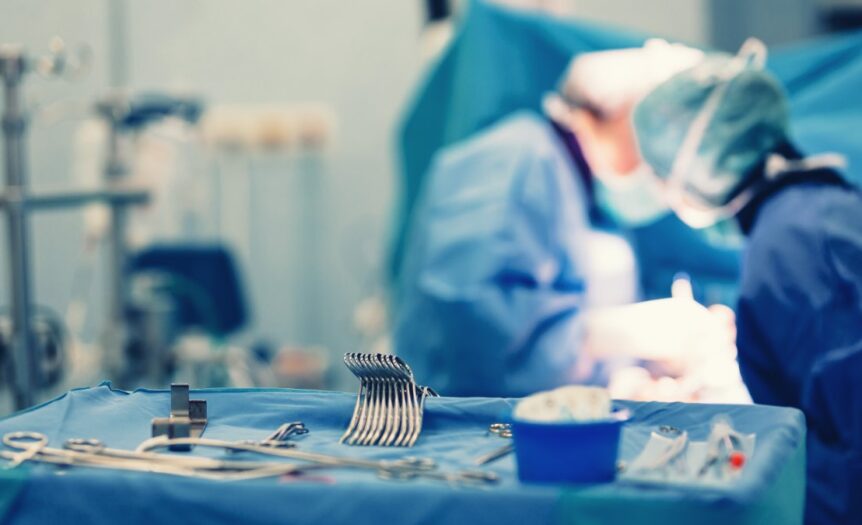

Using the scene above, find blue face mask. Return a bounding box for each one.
[593,164,671,227]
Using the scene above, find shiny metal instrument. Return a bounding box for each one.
[138,434,497,485]
[242,421,309,448]
[339,353,438,447]
[474,423,514,466]
[150,384,208,451]
[1,429,498,486]
[0,431,307,481]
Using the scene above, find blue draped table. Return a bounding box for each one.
[0,384,804,524]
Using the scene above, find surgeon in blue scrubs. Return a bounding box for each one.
[633,39,862,525]
[394,41,726,397]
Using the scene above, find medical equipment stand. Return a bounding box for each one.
[1,46,36,410]
[0,43,149,410]
[94,92,204,387]
[97,93,143,383]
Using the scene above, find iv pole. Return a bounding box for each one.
[0,45,36,409]
[0,42,149,409]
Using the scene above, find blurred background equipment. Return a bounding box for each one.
[0,39,148,409]
[93,91,205,388]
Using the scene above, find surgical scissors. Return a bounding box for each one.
[138,435,498,485]
[0,432,309,481]
[2,432,48,469]
[1,429,499,486]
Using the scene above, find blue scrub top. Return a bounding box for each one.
[735,170,862,525]
[394,112,592,397]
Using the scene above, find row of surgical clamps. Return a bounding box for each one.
[340,352,438,447]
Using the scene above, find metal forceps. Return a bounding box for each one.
[2,432,48,468]
[340,353,437,447]
[235,422,309,449]
[0,429,499,486]
[138,434,499,485]
[0,431,307,481]
[474,423,514,466]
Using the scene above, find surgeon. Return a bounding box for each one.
[394,41,723,397]
[544,41,742,303]
[632,39,862,525]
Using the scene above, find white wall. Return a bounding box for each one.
[566,0,711,45]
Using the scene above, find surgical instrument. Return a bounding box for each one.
[138,434,498,485]
[151,384,208,450]
[235,422,309,449]
[1,430,496,485]
[258,421,308,446]
[489,422,512,438]
[340,353,438,447]
[474,423,514,466]
[0,431,308,481]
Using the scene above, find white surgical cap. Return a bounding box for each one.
[544,39,705,122]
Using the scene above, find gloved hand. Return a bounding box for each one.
[584,297,731,366]
[585,297,750,403]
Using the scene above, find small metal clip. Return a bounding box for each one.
[151,384,208,451]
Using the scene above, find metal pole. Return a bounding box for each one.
[104,117,130,380]
[105,0,132,378]
[106,0,129,88]
[1,48,36,409]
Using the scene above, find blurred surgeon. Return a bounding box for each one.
[633,39,862,525]
[545,41,742,302]
[546,42,748,402]
[394,41,725,398]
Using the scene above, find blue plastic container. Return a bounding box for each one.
[512,413,628,484]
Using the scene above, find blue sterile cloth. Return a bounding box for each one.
[0,384,804,525]
[769,30,862,179]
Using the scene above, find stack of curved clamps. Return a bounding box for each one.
[340,353,438,447]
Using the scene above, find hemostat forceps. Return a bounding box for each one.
[0,431,308,481]
[340,353,438,447]
[138,434,498,485]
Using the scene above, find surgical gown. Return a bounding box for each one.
[735,169,862,525]
[394,112,592,397]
